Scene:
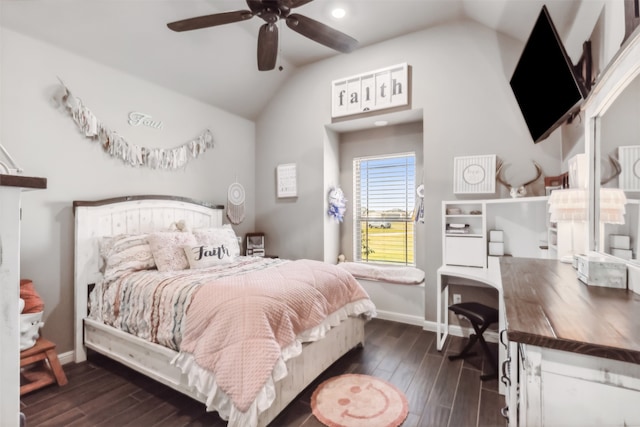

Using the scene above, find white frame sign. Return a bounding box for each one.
[331,63,409,118]
[453,154,497,194]
[276,163,298,198]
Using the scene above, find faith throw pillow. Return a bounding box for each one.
[183,244,235,269]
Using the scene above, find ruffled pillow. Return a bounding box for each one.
[193,224,240,257]
[100,234,156,281]
[183,244,235,269]
[147,231,197,272]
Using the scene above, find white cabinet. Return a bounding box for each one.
[0,175,46,426]
[442,197,550,268]
[499,330,517,426]
[444,235,485,267]
[442,201,486,267]
[514,344,640,426]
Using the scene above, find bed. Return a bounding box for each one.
[73,195,375,426]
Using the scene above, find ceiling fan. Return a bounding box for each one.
[167,0,358,71]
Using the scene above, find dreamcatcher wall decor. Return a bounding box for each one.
[54,78,214,170]
[227,182,246,225]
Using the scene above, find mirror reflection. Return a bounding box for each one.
[598,71,640,261]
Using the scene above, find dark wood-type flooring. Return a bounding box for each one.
[21,319,506,426]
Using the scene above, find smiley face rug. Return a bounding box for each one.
[311,374,409,427]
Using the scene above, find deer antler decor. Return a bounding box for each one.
[496,160,543,198]
[600,154,622,186]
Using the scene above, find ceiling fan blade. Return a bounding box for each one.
[286,13,358,53]
[282,0,314,8]
[167,10,253,32]
[258,23,279,71]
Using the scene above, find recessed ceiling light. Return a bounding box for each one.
[374,120,388,127]
[332,8,346,19]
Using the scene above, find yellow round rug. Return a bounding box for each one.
[311,374,409,427]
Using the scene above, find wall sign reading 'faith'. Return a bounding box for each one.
[331,63,409,119]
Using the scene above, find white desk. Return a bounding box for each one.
[436,257,505,394]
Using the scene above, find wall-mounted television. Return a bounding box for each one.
[510,5,589,143]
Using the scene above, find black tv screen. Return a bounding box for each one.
[510,5,588,143]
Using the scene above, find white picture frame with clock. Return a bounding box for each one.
[277,163,298,198]
[453,154,496,194]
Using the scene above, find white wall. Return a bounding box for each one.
[255,20,564,325]
[0,29,256,354]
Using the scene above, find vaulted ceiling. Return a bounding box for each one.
[1,0,599,120]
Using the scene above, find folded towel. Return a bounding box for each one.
[20,279,44,314]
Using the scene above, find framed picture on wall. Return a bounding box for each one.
[276,163,297,198]
[453,154,496,194]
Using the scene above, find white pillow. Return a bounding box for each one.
[193,224,240,257]
[183,244,235,269]
[147,231,197,272]
[99,234,156,281]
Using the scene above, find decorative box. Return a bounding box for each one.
[575,252,627,289]
[611,248,633,260]
[489,242,504,256]
[489,230,504,242]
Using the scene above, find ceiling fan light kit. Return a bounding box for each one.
[167,0,358,71]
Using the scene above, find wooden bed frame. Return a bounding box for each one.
[73,195,366,426]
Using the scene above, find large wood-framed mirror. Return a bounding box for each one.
[586,27,640,262]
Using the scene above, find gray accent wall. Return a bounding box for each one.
[255,20,565,326]
[1,29,256,354]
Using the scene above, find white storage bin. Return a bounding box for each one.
[611,248,633,260]
[489,241,505,256]
[489,230,504,242]
[610,234,631,250]
[20,311,44,351]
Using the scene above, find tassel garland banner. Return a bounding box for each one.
[55,79,214,170]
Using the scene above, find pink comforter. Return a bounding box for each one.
[179,259,373,413]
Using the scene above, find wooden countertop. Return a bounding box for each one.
[500,257,640,364]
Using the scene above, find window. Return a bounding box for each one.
[353,153,415,265]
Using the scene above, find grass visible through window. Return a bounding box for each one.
[360,221,414,265]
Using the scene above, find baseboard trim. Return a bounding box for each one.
[422,320,498,343]
[373,310,425,327]
[58,350,75,365]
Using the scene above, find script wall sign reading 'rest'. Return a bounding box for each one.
[331,63,409,119]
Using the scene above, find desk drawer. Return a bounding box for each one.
[445,236,485,267]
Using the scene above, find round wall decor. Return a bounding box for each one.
[227,182,246,225]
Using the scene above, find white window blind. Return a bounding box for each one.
[353,153,416,265]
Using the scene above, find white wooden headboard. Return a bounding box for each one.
[73,195,224,362]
